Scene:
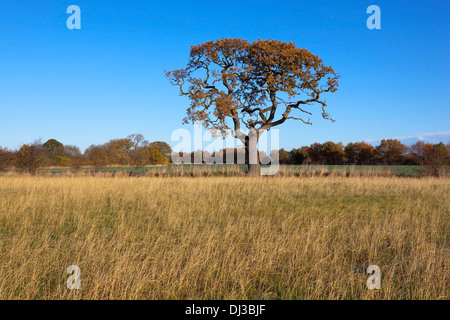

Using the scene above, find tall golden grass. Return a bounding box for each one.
[0,175,448,299]
[8,164,402,178]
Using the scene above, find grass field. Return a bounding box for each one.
[0,175,448,299]
[35,164,431,177]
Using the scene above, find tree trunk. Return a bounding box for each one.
[247,163,261,176]
[245,133,260,176]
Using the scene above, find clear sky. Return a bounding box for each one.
[0,0,449,151]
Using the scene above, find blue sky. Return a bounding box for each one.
[0,0,449,151]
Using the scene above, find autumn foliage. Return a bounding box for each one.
[0,135,170,173]
[0,138,448,176]
[16,142,45,175]
[166,38,340,175]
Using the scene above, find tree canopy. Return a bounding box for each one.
[167,38,339,134]
[166,38,340,174]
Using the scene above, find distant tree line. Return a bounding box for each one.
[178,139,449,167]
[277,140,449,167]
[0,137,449,175]
[0,134,171,174]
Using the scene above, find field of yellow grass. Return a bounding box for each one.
[0,175,448,299]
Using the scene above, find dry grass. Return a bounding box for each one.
[0,175,448,299]
[8,164,405,178]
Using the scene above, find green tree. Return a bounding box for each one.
[43,139,64,155]
[43,139,65,166]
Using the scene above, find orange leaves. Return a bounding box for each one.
[376,139,407,164]
[167,38,340,133]
[214,94,236,117]
[143,145,169,165]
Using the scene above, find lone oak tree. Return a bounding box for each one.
[166,38,339,175]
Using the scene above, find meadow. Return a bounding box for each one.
[0,175,448,299]
[38,164,427,177]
